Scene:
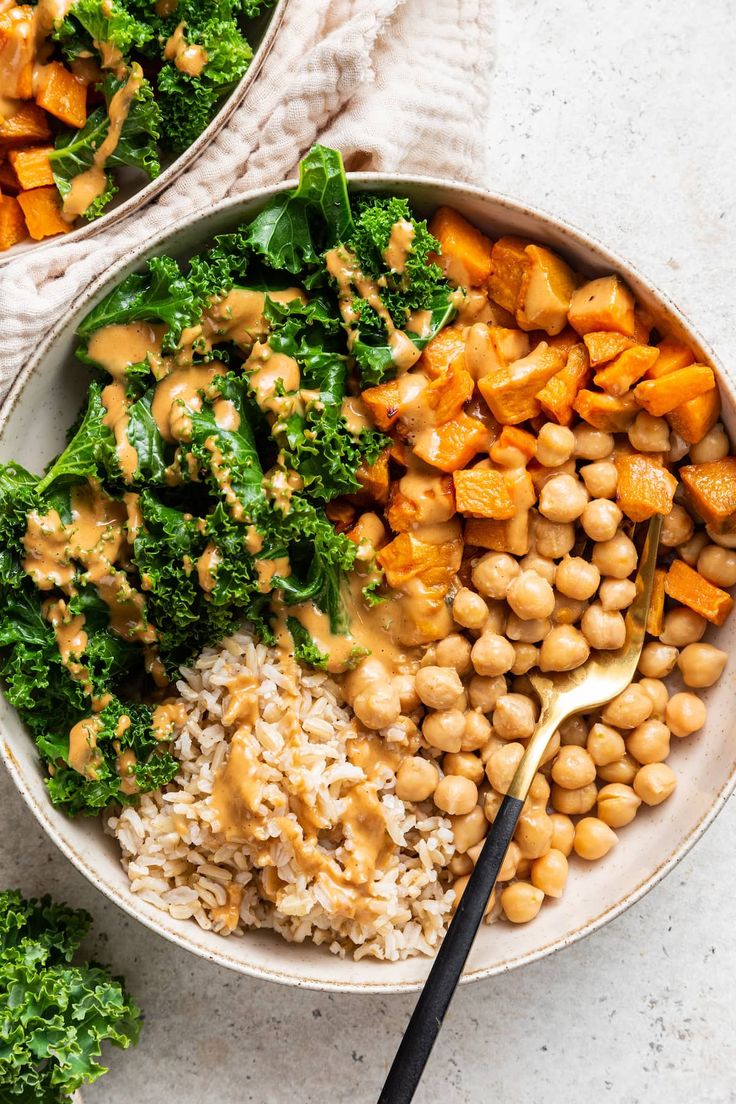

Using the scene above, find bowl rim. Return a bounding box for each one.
[1,173,735,993]
[0,0,289,267]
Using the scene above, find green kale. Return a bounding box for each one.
[0,890,141,1100]
[53,0,153,62]
[287,616,328,669]
[37,384,115,493]
[125,391,168,484]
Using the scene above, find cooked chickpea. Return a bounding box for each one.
[422,709,465,752]
[559,715,588,747]
[508,572,556,622]
[573,424,614,460]
[415,666,464,710]
[540,728,561,765]
[515,808,553,859]
[449,852,473,877]
[450,804,487,852]
[574,817,618,860]
[471,552,520,600]
[660,607,707,647]
[666,692,707,737]
[596,754,638,785]
[468,674,507,713]
[531,848,568,898]
[343,656,385,702]
[529,771,550,807]
[434,774,478,815]
[451,874,470,907]
[552,593,588,625]
[539,624,590,672]
[707,525,736,550]
[501,882,544,923]
[511,675,538,702]
[519,553,557,585]
[443,751,485,786]
[596,782,641,827]
[539,473,589,523]
[395,756,439,802]
[486,741,525,793]
[452,587,489,631]
[587,722,626,766]
[628,410,671,452]
[505,613,551,643]
[549,813,575,856]
[534,516,575,559]
[353,684,401,730]
[493,694,536,740]
[638,642,679,679]
[581,603,626,649]
[592,531,637,578]
[677,530,709,566]
[634,762,677,806]
[598,578,637,612]
[536,422,575,467]
[660,504,694,548]
[555,555,600,601]
[626,719,671,764]
[461,710,492,752]
[582,500,623,544]
[497,840,521,881]
[697,544,736,588]
[393,674,421,713]
[677,642,728,688]
[471,632,516,677]
[638,678,669,720]
[435,633,473,676]
[511,643,539,676]
[602,684,653,729]
[483,789,503,823]
[580,460,618,499]
[551,781,597,815]
[688,422,730,464]
[667,433,689,463]
[551,745,597,789]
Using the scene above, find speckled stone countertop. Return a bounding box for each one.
[2,0,735,1100]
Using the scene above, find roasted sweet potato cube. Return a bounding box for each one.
[361,379,402,431]
[378,531,462,591]
[464,514,530,556]
[666,386,721,445]
[573,389,639,432]
[615,453,677,522]
[425,359,474,424]
[488,236,531,313]
[679,457,736,533]
[412,412,489,472]
[583,331,637,366]
[418,324,466,379]
[632,310,653,344]
[8,146,54,189]
[0,7,35,99]
[453,468,515,519]
[0,194,27,250]
[594,344,660,397]
[664,559,734,627]
[352,448,390,506]
[647,336,694,379]
[17,186,69,240]
[465,323,530,382]
[387,473,455,531]
[634,364,715,417]
[0,158,19,194]
[34,61,87,128]
[537,343,591,426]
[568,276,636,337]
[489,425,537,466]
[477,342,565,425]
[548,326,580,358]
[429,207,493,287]
[516,244,578,336]
[646,568,667,637]
[0,102,51,143]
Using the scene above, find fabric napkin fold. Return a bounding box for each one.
[0,0,493,393]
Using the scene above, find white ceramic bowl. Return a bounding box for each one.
[0,0,288,264]
[1,177,734,992]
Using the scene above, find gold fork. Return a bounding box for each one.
[378,514,663,1104]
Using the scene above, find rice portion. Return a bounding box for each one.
[108,629,457,960]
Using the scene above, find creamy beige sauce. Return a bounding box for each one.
[203,436,244,521]
[151,363,226,443]
[407,309,433,338]
[221,672,258,727]
[163,20,207,77]
[383,219,415,274]
[93,39,124,73]
[116,747,138,795]
[245,525,263,554]
[123,492,143,542]
[210,883,244,931]
[44,598,92,696]
[340,396,372,435]
[196,542,221,592]
[87,322,168,379]
[151,701,186,740]
[68,715,103,778]
[102,380,138,481]
[0,7,35,99]
[254,555,290,595]
[213,398,240,432]
[398,465,455,526]
[246,344,301,414]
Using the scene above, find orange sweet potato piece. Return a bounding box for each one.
[516,244,578,336]
[0,159,19,194]
[464,515,530,556]
[568,276,636,337]
[615,453,677,522]
[537,343,591,426]
[413,412,489,473]
[0,194,27,250]
[477,342,564,425]
[0,103,52,144]
[378,532,462,591]
[8,146,54,189]
[419,324,466,379]
[453,468,515,519]
[429,207,493,287]
[488,236,531,313]
[646,568,667,637]
[16,186,69,241]
[573,389,639,432]
[352,448,390,506]
[666,386,721,445]
[664,559,734,627]
[0,7,35,99]
[489,425,537,465]
[582,331,637,366]
[679,457,736,533]
[633,364,715,417]
[425,359,474,424]
[34,61,87,128]
[593,344,660,397]
[548,326,580,358]
[361,379,402,431]
[646,337,694,379]
[387,474,455,532]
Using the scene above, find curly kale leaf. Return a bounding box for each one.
[126,391,168,484]
[0,890,141,1101]
[37,384,115,493]
[53,0,153,62]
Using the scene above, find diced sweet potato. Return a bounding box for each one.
[646,568,667,637]
[412,412,489,473]
[418,324,466,379]
[537,343,591,426]
[633,364,715,417]
[0,102,52,144]
[464,515,530,556]
[361,379,402,430]
[453,468,515,519]
[16,186,69,241]
[429,207,493,287]
[582,331,637,366]
[666,386,721,445]
[646,336,694,379]
[489,425,537,465]
[0,158,19,194]
[633,309,653,344]
[34,61,87,128]
[387,474,455,532]
[516,244,578,336]
[8,146,54,189]
[0,194,27,250]
[615,453,677,522]
[378,531,463,591]
[573,389,639,432]
[593,344,660,397]
[679,457,736,533]
[352,448,390,506]
[477,342,564,425]
[0,7,35,99]
[425,359,474,424]
[465,323,530,382]
[664,559,734,627]
[568,276,636,337]
[548,326,580,358]
[488,236,531,313]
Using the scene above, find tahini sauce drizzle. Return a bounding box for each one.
[163,20,208,77]
[87,322,169,379]
[382,218,415,275]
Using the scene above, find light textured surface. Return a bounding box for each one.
[2,0,736,1100]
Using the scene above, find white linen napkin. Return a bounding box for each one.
[0,0,493,393]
